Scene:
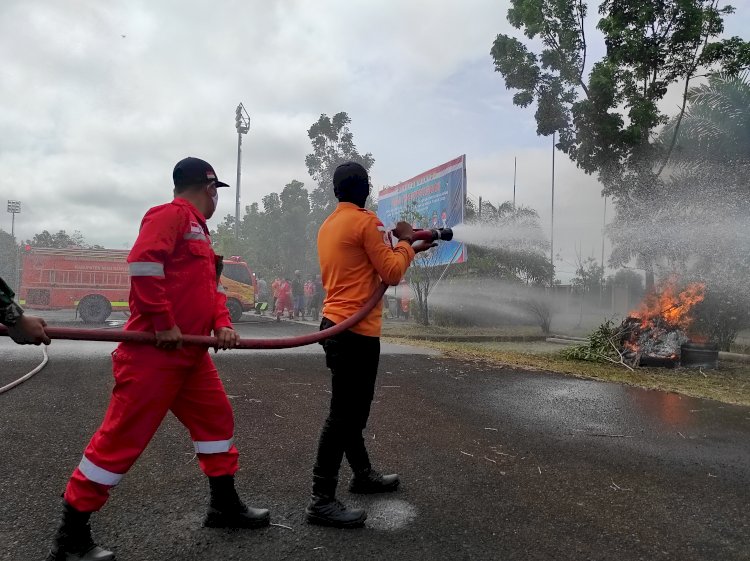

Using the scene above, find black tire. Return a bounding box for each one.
[226,298,244,323]
[79,295,112,324]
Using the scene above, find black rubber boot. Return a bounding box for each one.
[45,500,114,561]
[305,476,367,528]
[349,468,400,494]
[203,475,270,529]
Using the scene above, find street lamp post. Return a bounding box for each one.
[7,200,20,240]
[234,103,251,240]
[7,200,21,291]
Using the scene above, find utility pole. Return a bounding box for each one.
[599,196,607,307]
[234,103,251,240]
[513,156,518,208]
[478,196,482,220]
[7,200,21,291]
[550,133,555,287]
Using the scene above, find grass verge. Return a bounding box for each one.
[382,324,543,338]
[384,337,750,407]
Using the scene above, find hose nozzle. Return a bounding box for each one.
[411,227,454,242]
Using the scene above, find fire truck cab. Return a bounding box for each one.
[219,256,257,322]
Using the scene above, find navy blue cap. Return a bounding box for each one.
[173,157,229,187]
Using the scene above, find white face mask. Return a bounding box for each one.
[207,183,218,212]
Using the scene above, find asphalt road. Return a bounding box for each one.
[1,317,749,561]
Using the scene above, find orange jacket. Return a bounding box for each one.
[318,202,415,336]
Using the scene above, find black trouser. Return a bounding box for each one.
[313,318,380,481]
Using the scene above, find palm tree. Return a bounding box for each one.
[662,72,750,168]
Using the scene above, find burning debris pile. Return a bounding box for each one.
[565,280,710,369]
[621,282,705,367]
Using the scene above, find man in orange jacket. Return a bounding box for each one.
[46,157,269,561]
[305,161,435,528]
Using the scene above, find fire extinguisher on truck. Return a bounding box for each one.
[17,246,256,323]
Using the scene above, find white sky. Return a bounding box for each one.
[1,0,748,281]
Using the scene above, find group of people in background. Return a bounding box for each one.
[258,270,324,322]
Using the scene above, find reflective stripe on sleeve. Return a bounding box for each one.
[193,437,234,454]
[184,232,207,241]
[78,455,124,486]
[128,262,165,277]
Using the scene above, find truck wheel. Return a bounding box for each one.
[79,295,112,324]
[226,298,244,323]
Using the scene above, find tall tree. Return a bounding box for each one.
[25,229,99,249]
[0,229,18,290]
[306,112,375,219]
[399,203,441,325]
[278,180,312,274]
[463,199,553,284]
[305,112,375,269]
[490,0,750,286]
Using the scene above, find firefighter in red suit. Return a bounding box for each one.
[45,157,269,561]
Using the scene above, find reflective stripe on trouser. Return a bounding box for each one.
[64,350,239,512]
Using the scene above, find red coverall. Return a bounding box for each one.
[276,282,293,317]
[64,198,239,512]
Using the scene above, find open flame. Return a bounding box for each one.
[629,279,705,331]
[622,279,706,362]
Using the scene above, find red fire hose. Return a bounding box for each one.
[0,283,388,349]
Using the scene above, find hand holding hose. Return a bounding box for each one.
[8,315,51,345]
[392,221,415,242]
[155,325,183,349]
[412,240,437,253]
[214,327,240,352]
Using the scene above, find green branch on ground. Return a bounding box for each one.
[562,319,635,370]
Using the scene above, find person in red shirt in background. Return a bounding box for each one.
[45,158,269,561]
[271,277,281,314]
[275,277,294,321]
[304,277,314,317]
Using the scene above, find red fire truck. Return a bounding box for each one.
[18,247,257,323]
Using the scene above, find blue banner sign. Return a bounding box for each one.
[377,155,467,265]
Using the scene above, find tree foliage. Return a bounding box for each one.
[306,112,375,220]
[212,112,373,281]
[0,229,18,290]
[399,203,442,326]
[213,181,313,279]
[463,198,553,284]
[25,229,101,249]
[572,256,604,293]
[492,0,749,185]
[604,73,750,347]
[491,0,750,287]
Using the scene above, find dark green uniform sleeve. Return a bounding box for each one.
[0,276,24,326]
